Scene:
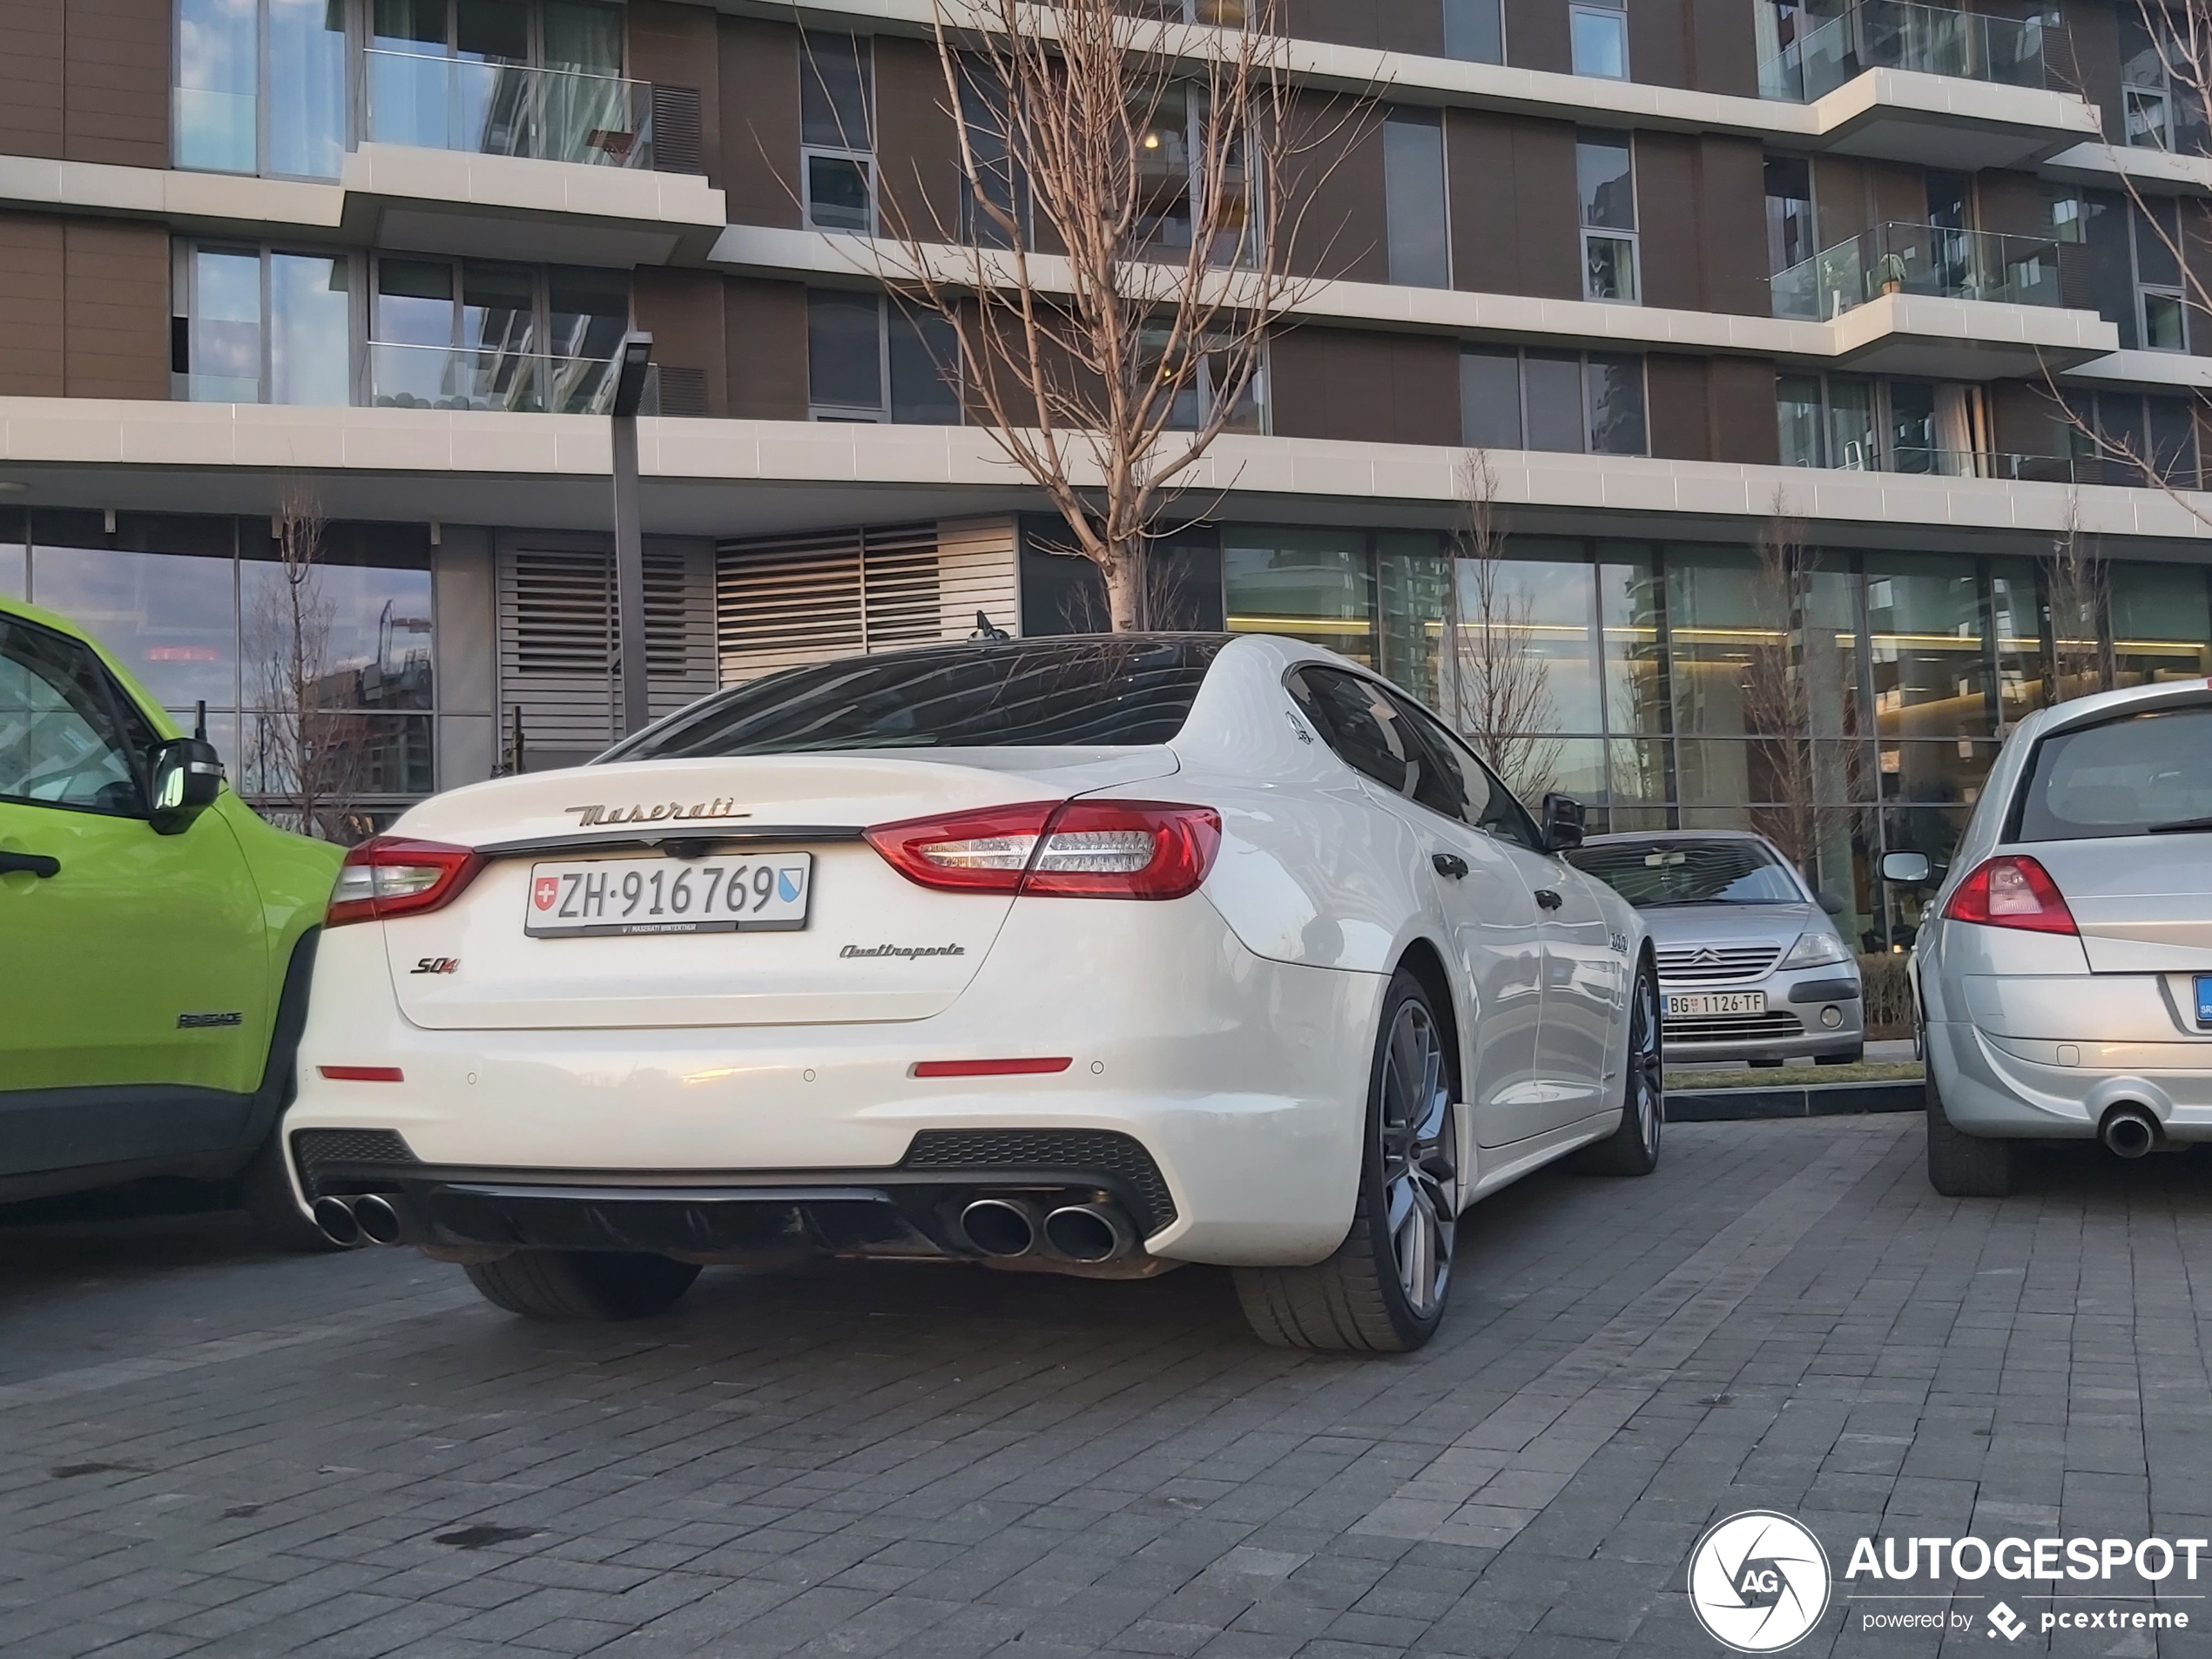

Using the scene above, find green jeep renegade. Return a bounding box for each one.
[0,596,343,1244]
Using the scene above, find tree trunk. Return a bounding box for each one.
[1103,543,1148,632]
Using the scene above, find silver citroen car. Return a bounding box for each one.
[1567,831,1864,1066]
[1882,677,2212,1196]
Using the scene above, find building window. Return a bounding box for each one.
[2121,10,2178,150]
[2133,200,2188,351]
[1383,110,1450,288]
[368,258,630,411]
[1571,0,1630,78]
[173,245,354,405]
[1764,154,1815,274]
[174,0,347,179]
[1576,131,1639,302]
[1442,0,1505,63]
[806,291,961,423]
[2072,392,2202,487]
[1128,84,1254,266]
[1460,347,1646,455]
[958,58,1025,248]
[1777,374,2000,476]
[802,32,876,233]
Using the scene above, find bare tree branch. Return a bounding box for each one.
[248,484,363,842]
[1440,450,1562,802]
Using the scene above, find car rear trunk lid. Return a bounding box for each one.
[2030,837,2212,973]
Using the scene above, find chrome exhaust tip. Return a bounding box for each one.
[1042,1202,1134,1264]
[958,1197,1037,1258]
[353,1193,402,1245]
[311,1196,362,1247]
[2101,1108,2158,1160]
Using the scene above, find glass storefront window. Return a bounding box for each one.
[1448,545,1602,734]
[28,543,240,712]
[1866,558,1989,740]
[1667,548,1855,740]
[1597,545,1665,746]
[1378,534,1448,708]
[1988,556,2044,729]
[1224,529,1373,664]
[2110,563,2212,688]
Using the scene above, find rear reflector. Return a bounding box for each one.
[867,800,1222,900]
[326,836,484,928]
[911,1057,1073,1078]
[318,1065,405,1082]
[1941,854,2078,934]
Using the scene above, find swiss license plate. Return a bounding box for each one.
[1665,991,1766,1018]
[525,854,812,938]
[2196,974,2212,1028]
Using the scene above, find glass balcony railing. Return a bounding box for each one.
[368,342,623,415]
[363,49,651,167]
[1770,221,2062,319]
[1759,0,2047,101]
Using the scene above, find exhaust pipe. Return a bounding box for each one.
[1042,1202,1135,1264]
[959,1197,1039,1258]
[2101,1107,2159,1160]
[353,1193,402,1245]
[311,1196,362,1246]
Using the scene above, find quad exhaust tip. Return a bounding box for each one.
[311,1196,362,1247]
[1042,1203,1135,1263]
[310,1193,403,1246]
[959,1197,1038,1258]
[354,1193,402,1245]
[2101,1107,2159,1160]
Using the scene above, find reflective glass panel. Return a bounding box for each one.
[801,32,873,149]
[1865,559,1988,739]
[1379,535,1449,707]
[269,253,352,406]
[240,556,435,715]
[1442,0,1504,62]
[1461,349,1522,450]
[806,291,882,411]
[1987,556,2044,728]
[191,248,263,402]
[175,0,258,173]
[1223,529,1373,664]
[1570,7,1629,78]
[1384,112,1450,288]
[2110,562,2212,689]
[28,544,239,711]
[1585,355,1645,454]
[266,0,347,178]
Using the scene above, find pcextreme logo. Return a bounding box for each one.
[1688,1512,1832,1652]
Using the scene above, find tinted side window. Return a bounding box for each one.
[1386,689,1546,852]
[1291,667,1414,792]
[0,618,145,815]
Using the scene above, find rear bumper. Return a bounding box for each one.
[1929,1018,2212,1139]
[287,897,1384,1266]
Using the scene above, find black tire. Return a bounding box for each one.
[1925,1055,2014,1197]
[238,1130,346,1252]
[1234,971,1459,1353]
[1816,1046,1865,1066]
[464,1251,702,1320]
[1572,953,1662,1177]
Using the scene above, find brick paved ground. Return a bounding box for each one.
[3,1116,2209,1659]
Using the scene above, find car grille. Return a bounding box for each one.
[1656,943,1782,983]
[290,1128,418,1197]
[900,1129,1177,1234]
[1663,1012,1805,1044]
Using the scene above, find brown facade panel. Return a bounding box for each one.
[2051,0,2118,128]
[1686,0,1758,96]
[1628,0,1693,90]
[633,268,729,419]
[0,212,67,398]
[62,0,169,167]
[0,0,66,160]
[1708,356,1779,465]
[1285,98,1387,284]
[1635,134,1703,312]
[1267,326,1460,447]
[1974,168,2049,239]
[1643,354,1711,462]
[718,15,800,226]
[1697,137,1768,315]
[1502,0,1571,72]
[61,219,168,399]
[725,276,809,421]
[873,35,961,241]
[1289,0,1449,51]
[627,0,721,184]
[1446,110,1579,300]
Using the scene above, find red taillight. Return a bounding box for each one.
[1941,854,2078,934]
[325,836,484,928]
[864,799,1222,900]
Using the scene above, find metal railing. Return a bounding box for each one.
[367,342,624,414]
[363,49,651,167]
[1770,220,2062,319]
[1795,448,2195,486]
[1759,0,2047,100]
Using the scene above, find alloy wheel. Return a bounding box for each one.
[1379,1000,1457,1318]
[1629,965,1662,1160]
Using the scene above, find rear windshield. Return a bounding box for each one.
[1566,838,1805,907]
[604,637,1225,760]
[2013,705,2212,841]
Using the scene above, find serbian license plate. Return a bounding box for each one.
[1665,991,1766,1018]
[525,855,813,938]
[2197,975,2212,1028]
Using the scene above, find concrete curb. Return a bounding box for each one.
[1665,1080,1924,1123]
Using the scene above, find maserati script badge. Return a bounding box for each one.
[564,799,753,826]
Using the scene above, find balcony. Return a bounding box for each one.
[1760,0,2047,102]
[363,51,651,169]
[365,342,625,415]
[1771,222,2060,320]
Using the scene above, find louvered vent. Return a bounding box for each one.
[654,366,709,417]
[650,84,705,174]
[498,540,717,756]
[718,521,976,684]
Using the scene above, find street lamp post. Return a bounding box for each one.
[610,332,654,739]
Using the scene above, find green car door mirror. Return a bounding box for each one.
[148,738,225,835]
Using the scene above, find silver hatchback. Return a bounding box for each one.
[1883,678,2212,1195]
[1567,831,1865,1066]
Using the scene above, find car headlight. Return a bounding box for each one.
[1778,930,1851,970]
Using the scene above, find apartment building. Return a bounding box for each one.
[2,0,2210,943]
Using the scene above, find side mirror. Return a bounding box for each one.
[1817,890,1847,916]
[1541,792,1585,853]
[148,737,224,835]
[1880,851,1932,885]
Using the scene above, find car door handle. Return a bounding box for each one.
[1431,853,1468,880]
[1534,887,1563,910]
[0,852,59,878]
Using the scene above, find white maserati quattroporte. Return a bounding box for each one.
[285,633,1659,1351]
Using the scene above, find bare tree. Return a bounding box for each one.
[1440,451,1562,802]
[2045,490,2113,703]
[863,0,1355,629]
[249,486,364,841]
[1742,496,1825,879]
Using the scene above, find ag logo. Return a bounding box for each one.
[533,876,560,911]
[1686,1511,1831,1652]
